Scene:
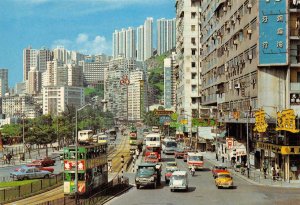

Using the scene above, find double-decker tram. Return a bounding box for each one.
[63,141,108,197]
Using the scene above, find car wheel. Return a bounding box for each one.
[171,189,174,192]
[136,184,140,189]
[186,186,188,192]
[44,174,49,179]
[23,176,29,180]
[217,186,221,189]
[153,183,157,189]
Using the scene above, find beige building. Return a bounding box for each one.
[42,86,84,116]
[175,0,202,130]
[43,60,67,87]
[28,67,42,95]
[67,64,83,87]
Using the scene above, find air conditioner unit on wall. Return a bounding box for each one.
[247,3,252,9]
[247,29,252,34]
[234,83,240,89]
[233,40,238,45]
[223,6,227,12]
[248,54,253,60]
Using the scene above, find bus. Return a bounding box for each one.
[63,142,108,196]
[78,130,93,142]
[94,133,109,144]
[144,133,161,162]
[162,138,177,154]
[187,152,204,170]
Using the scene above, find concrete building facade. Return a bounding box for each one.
[144,17,153,60]
[28,67,42,95]
[164,53,177,109]
[157,18,176,55]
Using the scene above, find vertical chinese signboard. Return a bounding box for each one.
[226,138,234,150]
[259,0,288,65]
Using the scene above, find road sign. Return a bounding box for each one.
[159,116,171,124]
[154,110,174,116]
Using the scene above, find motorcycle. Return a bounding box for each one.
[190,167,195,176]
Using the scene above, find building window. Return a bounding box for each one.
[191,98,197,104]
[192,49,196,55]
[191,62,196,68]
[191,25,196,31]
[191,12,196,19]
[297,72,300,82]
[191,85,197,92]
[191,73,197,79]
[191,37,196,44]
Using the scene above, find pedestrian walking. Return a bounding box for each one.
[7,153,12,164]
[3,154,7,164]
[263,167,267,179]
[216,153,219,161]
[272,166,276,181]
[135,148,139,159]
[222,156,225,163]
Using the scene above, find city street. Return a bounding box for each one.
[107,154,300,205]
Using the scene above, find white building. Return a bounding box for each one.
[136,25,145,61]
[67,64,83,87]
[144,17,153,60]
[43,60,67,87]
[1,94,35,118]
[113,28,136,59]
[128,70,144,121]
[38,48,53,73]
[157,18,176,55]
[82,60,107,85]
[164,53,177,109]
[43,86,85,116]
[175,0,202,119]
[126,27,136,59]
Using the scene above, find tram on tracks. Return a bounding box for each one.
[63,141,108,197]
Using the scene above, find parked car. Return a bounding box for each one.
[215,172,234,189]
[174,148,185,159]
[10,166,52,180]
[15,163,54,173]
[165,167,179,184]
[211,165,228,178]
[166,161,178,169]
[32,157,55,167]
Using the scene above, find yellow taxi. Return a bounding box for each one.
[215,171,233,189]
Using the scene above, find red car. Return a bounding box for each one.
[144,153,159,163]
[165,167,179,184]
[211,165,228,178]
[32,157,55,167]
[15,163,54,173]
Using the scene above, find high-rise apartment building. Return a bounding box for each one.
[67,64,83,87]
[128,70,144,121]
[2,94,35,118]
[175,0,202,119]
[0,69,8,97]
[164,53,177,109]
[23,47,38,81]
[43,60,67,87]
[82,60,108,86]
[38,48,53,73]
[27,67,41,95]
[157,18,176,55]
[144,17,153,60]
[137,25,145,61]
[113,28,136,59]
[126,27,136,59]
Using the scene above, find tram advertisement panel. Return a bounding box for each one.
[67,181,86,193]
[64,160,85,171]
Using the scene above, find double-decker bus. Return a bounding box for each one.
[63,142,108,197]
[92,133,109,144]
[78,130,93,142]
[144,133,161,163]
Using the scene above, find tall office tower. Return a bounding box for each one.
[144,17,153,60]
[23,46,38,81]
[43,86,84,116]
[128,69,144,121]
[136,25,145,62]
[175,0,201,127]
[0,69,8,97]
[43,60,67,86]
[164,53,177,109]
[67,64,83,87]
[157,18,176,55]
[105,56,136,122]
[38,48,53,73]
[53,46,68,64]
[82,60,108,86]
[27,66,42,95]
[125,27,136,59]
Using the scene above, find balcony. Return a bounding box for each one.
[290,54,300,66]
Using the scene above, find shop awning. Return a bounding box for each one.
[198,127,214,140]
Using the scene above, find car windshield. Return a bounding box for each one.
[19,168,26,172]
[138,167,155,174]
[190,156,203,161]
[218,174,231,178]
[166,168,178,172]
[148,154,157,159]
[172,175,185,180]
[166,141,177,147]
[215,166,227,170]
[176,149,184,152]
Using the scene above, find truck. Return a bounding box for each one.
[135,163,161,189]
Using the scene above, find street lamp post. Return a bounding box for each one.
[75,103,90,204]
[246,111,250,178]
[22,116,25,155]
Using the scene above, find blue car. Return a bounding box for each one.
[10,166,52,180]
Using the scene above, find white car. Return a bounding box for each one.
[169,171,188,192]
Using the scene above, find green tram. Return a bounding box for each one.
[63,142,108,196]
[129,126,137,145]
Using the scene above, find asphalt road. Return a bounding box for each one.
[107,152,300,205]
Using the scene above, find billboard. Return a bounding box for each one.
[258,0,288,65]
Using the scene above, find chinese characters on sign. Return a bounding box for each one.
[276,109,299,133]
[226,138,234,150]
[259,0,287,65]
[64,160,85,171]
[253,109,268,133]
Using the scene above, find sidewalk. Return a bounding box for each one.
[203,151,300,188]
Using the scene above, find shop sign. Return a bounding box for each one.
[180,119,188,125]
[154,110,174,116]
[253,109,268,133]
[64,160,85,171]
[275,109,299,133]
[159,116,171,124]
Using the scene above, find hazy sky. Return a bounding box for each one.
[0,0,175,87]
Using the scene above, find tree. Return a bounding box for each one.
[142,111,160,126]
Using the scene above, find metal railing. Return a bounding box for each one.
[0,173,63,204]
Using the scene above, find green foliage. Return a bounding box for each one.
[142,111,160,126]
[0,124,22,138]
[0,180,39,188]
